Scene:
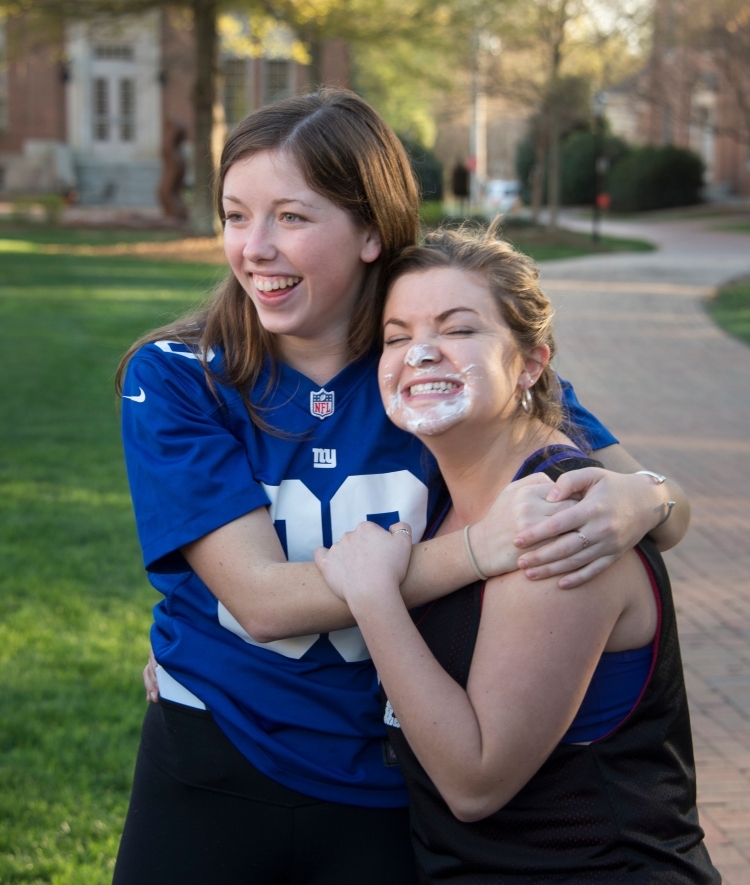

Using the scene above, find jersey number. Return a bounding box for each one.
[218,471,428,662]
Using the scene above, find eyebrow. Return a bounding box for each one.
[384,307,479,327]
[222,194,317,209]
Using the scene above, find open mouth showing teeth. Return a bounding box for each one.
[408,381,461,396]
[254,276,302,292]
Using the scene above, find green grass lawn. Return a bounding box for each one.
[0,234,223,883]
[706,277,750,346]
[418,204,654,261]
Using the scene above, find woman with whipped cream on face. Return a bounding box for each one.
[116,89,688,885]
[315,225,716,884]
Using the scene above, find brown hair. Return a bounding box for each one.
[116,88,420,429]
[384,221,563,429]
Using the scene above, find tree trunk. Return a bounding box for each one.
[531,131,547,225]
[547,114,561,231]
[191,0,219,236]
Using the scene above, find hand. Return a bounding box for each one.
[314,521,414,608]
[143,646,159,703]
[512,468,670,588]
[469,474,579,576]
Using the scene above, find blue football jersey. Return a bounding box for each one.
[121,340,616,807]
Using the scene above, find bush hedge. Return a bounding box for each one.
[606,145,704,211]
[561,130,630,206]
[400,136,444,202]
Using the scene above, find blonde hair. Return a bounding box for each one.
[116,88,420,430]
[385,220,562,429]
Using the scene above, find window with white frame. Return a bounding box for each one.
[91,44,136,143]
[223,58,248,126]
[264,59,290,105]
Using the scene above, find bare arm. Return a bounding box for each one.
[316,520,654,822]
[181,474,575,642]
[507,443,690,588]
[183,504,491,642]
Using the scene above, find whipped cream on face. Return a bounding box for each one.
[384,360,485,437]
[404,343,437,368]
[253,275,301,292]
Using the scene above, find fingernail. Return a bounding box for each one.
[526,569,538,579]
[559,578,571,588]
[517,558,528,568]
[548,489,561,501]
[149,692,157,702]
[514,537,526,547]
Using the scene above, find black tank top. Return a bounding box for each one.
[384,447,719,884]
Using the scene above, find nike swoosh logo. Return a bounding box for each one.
[123,387,146,403]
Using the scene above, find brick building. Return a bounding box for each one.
[602,2,750,199]
[0,9,350,208]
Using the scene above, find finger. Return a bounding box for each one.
[514,503,596,547]
[313,546,328,568]
[523,544,611,580]
[557,555,617,589]
[510,472,555,489]
[388,521,414,542]
[517,530,592,568]
[143,663,159,704]
[546,468,601,502]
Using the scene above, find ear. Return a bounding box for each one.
[360,226,382,264]
[520,344,550,387]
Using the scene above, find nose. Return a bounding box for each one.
[405,343,441,368]
[242,220,277,263]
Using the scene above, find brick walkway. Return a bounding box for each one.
[540,216,750,884]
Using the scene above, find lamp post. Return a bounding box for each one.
[592,91,608,244]
[469,30,500,211]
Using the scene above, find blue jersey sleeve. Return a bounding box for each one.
[121,352,270,572]
[558,377,618,451]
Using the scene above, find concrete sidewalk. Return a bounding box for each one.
[539,216,750,884]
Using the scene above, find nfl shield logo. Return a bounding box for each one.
[310,387,335,420]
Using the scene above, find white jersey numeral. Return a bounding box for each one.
[218,471,428,662]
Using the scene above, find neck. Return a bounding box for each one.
[276,326,352,386]
[425,415,565,528]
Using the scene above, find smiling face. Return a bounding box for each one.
[379,267,541,438]
[222,150,381,352]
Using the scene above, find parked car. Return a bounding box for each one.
[484,179,521,215]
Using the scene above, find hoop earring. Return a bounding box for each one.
[521,388,533,413]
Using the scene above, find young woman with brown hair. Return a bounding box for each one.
[113,90,688,884]
[316,226,717,883]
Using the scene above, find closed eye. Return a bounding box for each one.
[384,335,411,346]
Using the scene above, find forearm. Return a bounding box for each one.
[595,444,690,550]
[350,589,490,815]
[185,508,516,643]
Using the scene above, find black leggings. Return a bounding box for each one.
[113,701,417,885]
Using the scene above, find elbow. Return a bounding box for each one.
[225,607,287,645]
[242,617,286,644]
[443,788,508,824]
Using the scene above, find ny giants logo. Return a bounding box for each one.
[310,387,335,420]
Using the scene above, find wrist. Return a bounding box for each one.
[635,470,675,532]
[347,579,403,619]
[466,523,513,579]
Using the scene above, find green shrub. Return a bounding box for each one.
[607,145,704,212]
[400,136,444,201]
[515,129,630,206]
[560,131,630,205]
